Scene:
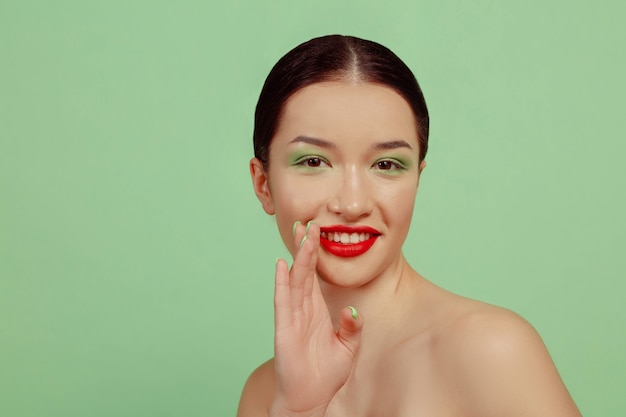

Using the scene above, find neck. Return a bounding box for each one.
[318,254,425,344]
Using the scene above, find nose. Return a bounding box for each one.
[327,165,374,221]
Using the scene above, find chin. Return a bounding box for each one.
[316,258,384,289]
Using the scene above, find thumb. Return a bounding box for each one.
[337,306,363,357]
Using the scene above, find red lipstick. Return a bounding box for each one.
[319,225,380,258]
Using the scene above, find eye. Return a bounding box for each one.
[305,157,323,167]
[376,160,395,170]
[292,155,331,170]
[373,159,404,171]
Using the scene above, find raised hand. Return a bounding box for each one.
[271,222,364,417]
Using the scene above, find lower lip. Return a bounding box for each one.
[319,236,379,258]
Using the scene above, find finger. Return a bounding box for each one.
[302,223,320,299]
[292,221,306,254]
[290,223,320,311]
[274,258,291,332]
[289,236,313,312]
[293,221,319,273]
[337,306,364,357]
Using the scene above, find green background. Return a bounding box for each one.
[1,0,624,415]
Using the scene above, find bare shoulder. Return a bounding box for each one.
[432,296,581,417]
[236,358,276,417]
[437,298,540,352]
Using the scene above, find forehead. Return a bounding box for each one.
[274,81,419,147]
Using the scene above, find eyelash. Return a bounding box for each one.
[372,159,407,171]
[293,155,331,169]
[292,156,407,173]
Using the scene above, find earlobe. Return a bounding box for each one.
[250,158,275,215]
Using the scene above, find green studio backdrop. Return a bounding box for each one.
[1,0,624,416]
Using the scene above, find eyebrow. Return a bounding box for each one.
[289,136,412,151]
[371,140,413,150]
[289,136,337,149]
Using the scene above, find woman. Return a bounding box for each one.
[238,35,581,417]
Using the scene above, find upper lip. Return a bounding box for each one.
[319,225,381,235]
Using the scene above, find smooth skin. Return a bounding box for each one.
[239,82,581,417]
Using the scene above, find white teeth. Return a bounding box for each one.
[322,231,374,244]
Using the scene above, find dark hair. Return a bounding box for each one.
[253,34,429,169]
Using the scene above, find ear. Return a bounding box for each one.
[250,158,275,215]
[416,160,427,189]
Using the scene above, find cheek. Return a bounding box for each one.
[272,182,326,250]
[273,182,321,218]
[383,181,418,225]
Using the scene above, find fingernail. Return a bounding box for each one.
[305,220,314,233]
[275,258,280,265]
[299,235,308,248]
[347,306,358,320]
[292,221,301,236]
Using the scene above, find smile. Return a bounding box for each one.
[320,231,372,243]
[319,225,380,258]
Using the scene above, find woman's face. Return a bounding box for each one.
[251,81,425,287]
